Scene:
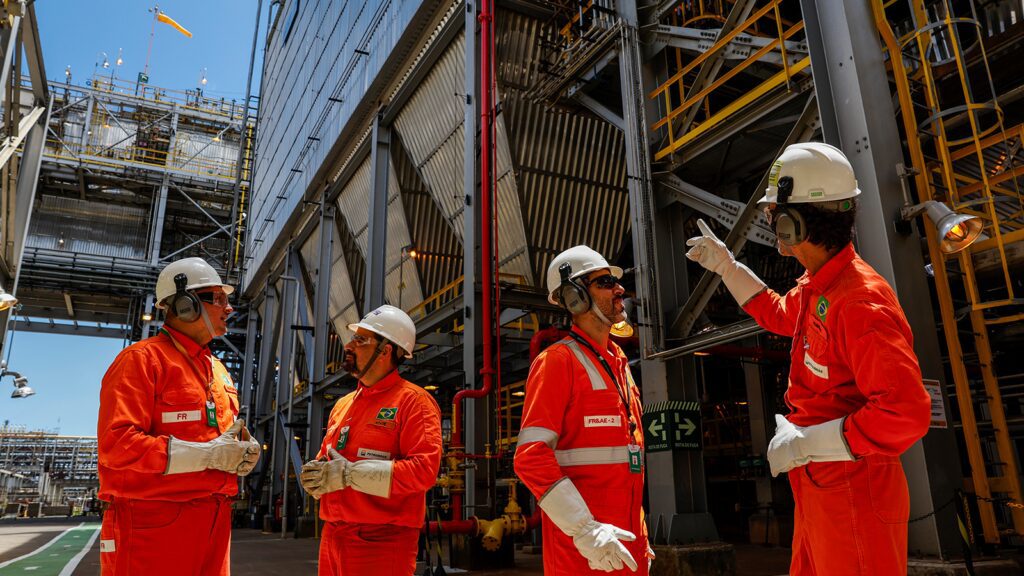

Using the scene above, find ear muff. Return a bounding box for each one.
[555,262,591,316]
[170,273,202,322]
[773,176,808,246]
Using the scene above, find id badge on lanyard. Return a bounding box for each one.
[206,401,218,427]
[336,426,350,451]
[627,444,643,474]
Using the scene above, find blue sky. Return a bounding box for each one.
[2,1,263,435]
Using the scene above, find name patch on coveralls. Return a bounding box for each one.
[804,352,829,379]
[162,410,201,423]
[584,415,621,427]
[357,447,391,460]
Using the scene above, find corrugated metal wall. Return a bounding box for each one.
[393,130,462,298]
[496,9,631,279]
[393,31,535,286]
[27,196,149,260]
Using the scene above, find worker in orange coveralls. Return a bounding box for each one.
[300,304,442,575]
[97,257,261,576]
[514,245,652,575]
[686,142,931,575]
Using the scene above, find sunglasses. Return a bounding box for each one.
[585,275,621,290]
[350,333,379,347]
[196,291,230,307]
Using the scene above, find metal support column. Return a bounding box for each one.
[461,0,482,521]
[309,201,335,459]
[269,250,299,534]
[800,0,963,559]
[364,113,390,313]
[149,176,170,265]
[240,305,260,419]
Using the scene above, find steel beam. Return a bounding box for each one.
[800,0,962,559]
[308,202,334,459]
[669,94,817,338]
[364,113,389,313]
[655,173,776,248]
[149,176,170,265]
[462,0,481,519]
[240,307,260,419]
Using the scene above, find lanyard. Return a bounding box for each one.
[161,328,214,402]
[569,332,636,435]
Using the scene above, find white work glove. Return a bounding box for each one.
[767,414,854,477]
[344,457,394,498]
[166,420,260,475]
[236,424,262,477]
[300,448,350,499]
[538,478,638,572]
[685,218,766,306]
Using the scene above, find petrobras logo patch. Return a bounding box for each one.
[584,415,621,428]
[356,447,391,460]
[162,410,201,423]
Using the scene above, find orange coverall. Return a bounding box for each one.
[744,243,931,575]
[515,328,649,576]
[97,326,240,576]
[315,369,442,575]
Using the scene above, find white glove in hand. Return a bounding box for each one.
[300,448,349,499]
[767,414,854,477]
[685,218,766,305]
[236,423,262,477]
[344,458,394,498]
[539,479,638,573]
[166,420,257,475]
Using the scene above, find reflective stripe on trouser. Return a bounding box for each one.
[319,521,419,576]
[789,454,909,576]
[100,495,232,576]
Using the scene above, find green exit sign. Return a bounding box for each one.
[138,72,149,84]
[642,401,702,452]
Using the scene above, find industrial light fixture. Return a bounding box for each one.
[610,320,633,338]
[3,364,33,399]
[141,312,153,322]
[0,286,16,311]
[512,390,526,397]
[423,384,438,391]
[899,200,983,254]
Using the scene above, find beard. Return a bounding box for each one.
[341,351,358,374]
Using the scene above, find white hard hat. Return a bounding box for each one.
[155,257,234,308]
[546,245,623,305]
[758,142,861,205]
[347,305,416,358]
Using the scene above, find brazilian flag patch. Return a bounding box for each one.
[376,407,398,420]
[816,296,830,323]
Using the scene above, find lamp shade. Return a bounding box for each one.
[924,201,983,254]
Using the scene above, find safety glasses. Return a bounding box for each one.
[585,275,621,290]
[196,291,230,307]
[350,333,379,347]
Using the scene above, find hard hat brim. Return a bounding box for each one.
[346,321,414,358]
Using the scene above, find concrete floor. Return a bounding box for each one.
[0,517,795,575]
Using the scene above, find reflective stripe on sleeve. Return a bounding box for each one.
[518,426,559,448]
[554,446,630,467]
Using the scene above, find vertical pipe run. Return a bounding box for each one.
[451,0,495,522]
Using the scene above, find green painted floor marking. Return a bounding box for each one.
[0,523,99,575]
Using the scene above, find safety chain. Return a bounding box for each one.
[973,494,1024,511]
[908,493,956,524]
[908,491,1024,525]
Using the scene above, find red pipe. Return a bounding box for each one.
[450,0,496,522]
[424,518,478,535]
[422,514,543,536]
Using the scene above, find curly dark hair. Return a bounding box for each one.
[793,198,858,251]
